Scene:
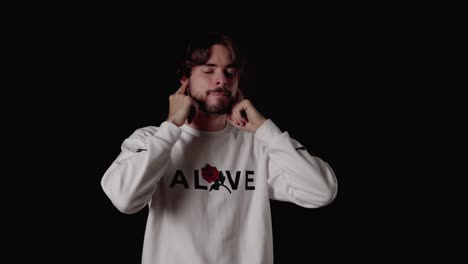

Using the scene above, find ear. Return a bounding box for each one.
[180,76,187,84]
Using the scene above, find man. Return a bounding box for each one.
[101,32,338,264]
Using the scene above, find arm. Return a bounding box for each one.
[101,122,181,214]
[102,79,194,214]
[255,120,338,208]
[229,98,337,208]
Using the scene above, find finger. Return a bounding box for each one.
[232,113,245,126]
[175,78,189,94]
[236,88,244,102]
[232,103,248,124]
[240,110,248,122]
[231,110,240,125]
[227,114,241,127]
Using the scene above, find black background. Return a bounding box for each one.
[17,21,410,262]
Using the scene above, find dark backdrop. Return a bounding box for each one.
[24,23,409,262]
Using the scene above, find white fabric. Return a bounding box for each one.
[102,119,337,264]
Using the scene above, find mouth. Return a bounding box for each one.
[208,86,231,97]
[209,93,230,97]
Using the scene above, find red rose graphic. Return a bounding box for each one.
[201,163,231,194]
[201,164,220,183]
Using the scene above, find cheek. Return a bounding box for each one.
[230,78,239,88]
[190,76,212,92]
[188,82,207,98]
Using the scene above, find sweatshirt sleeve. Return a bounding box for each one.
[101,122,181,214]
[255,119,338,208]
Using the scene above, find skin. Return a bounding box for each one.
[167,44,266,133]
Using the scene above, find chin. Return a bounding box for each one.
[199,96,234,114]
[204,106,230,114]
[204,102,232,115]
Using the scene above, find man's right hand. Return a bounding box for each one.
[166,79,198,126]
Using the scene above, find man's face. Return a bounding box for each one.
[188,44,240,114]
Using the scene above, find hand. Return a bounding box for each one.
[166,79,198,126]
[227,99,267,132]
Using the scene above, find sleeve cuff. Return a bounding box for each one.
[254,119,282,148]
[152,121,182,146]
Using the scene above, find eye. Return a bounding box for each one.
[202,66,214,74]
[225,68,239,77]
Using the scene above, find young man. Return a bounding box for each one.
[101,32,338,264]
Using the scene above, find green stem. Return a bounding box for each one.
[220,184,231,194]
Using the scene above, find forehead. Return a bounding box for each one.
[206,44,233,65]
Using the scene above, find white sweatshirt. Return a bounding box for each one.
[101,119,337,264]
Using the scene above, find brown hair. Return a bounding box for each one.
[177,32,244,78]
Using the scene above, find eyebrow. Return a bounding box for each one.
[203,63,238,69]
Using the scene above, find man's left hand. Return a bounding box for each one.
[227,99,267,133]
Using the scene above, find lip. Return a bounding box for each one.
[209,93,229,97]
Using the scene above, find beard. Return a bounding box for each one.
[192,88,235,114]
[193,95,235,114]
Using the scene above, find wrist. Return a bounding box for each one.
[253,117,267,132]
[166,117,181,127]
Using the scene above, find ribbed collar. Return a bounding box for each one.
[181,121,233,137]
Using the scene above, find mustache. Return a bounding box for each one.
[207,86,231,96]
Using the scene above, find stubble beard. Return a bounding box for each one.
[193,95,235,115]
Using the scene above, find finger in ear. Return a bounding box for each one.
[236,88,244,102]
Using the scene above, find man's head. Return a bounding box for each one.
[178,33,243,114]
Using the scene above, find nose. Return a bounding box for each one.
[215,72,228,87]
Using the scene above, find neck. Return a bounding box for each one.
[186,111,227,132]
